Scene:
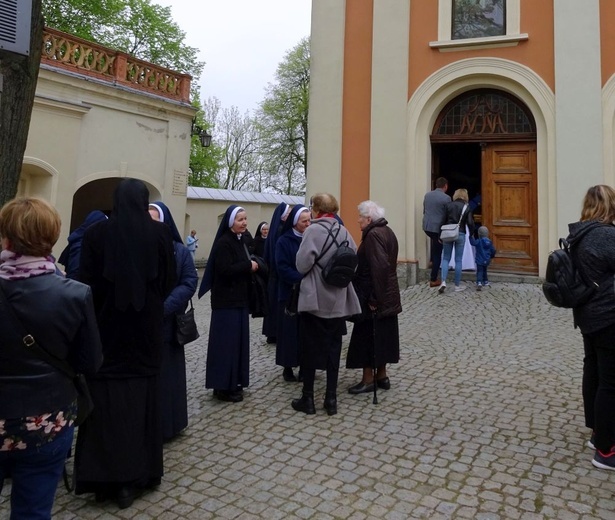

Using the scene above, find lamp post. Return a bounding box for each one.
[191,118,212,147]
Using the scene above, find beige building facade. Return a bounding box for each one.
[308,0,615,278]
[21,28,195,260]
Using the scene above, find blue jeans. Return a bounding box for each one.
[476,264,488,284]
[441,232,465,286]
[0,426,74,520]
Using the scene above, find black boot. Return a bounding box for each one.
[283,367,297,382]
[323,393,337,416]
[291,392,315,415]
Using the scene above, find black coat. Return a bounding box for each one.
[444,199,474,234]
[210,230,253,309]
[80,220,176,377]
[570,220,615,334]
[352,218,402,319]
[0,275,102,418]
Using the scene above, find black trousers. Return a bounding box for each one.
[425,230,443,282]
[582,321,615,452]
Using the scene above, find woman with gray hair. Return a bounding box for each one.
[347,200,402,394]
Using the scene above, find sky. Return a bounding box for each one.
[156,0,312,114]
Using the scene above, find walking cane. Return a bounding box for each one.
[371,310,378,405]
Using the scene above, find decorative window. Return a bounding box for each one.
[431,0,526,51]
[432,90,536,141]
[452,0,505,40]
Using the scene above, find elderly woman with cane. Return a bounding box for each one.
[347,200,402,395]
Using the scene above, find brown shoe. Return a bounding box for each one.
[429,280,441,288]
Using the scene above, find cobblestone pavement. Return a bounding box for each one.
[3,280,615,519]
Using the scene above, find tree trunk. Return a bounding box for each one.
[0,0,44,205]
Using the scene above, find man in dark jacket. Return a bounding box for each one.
[423,177,451,287]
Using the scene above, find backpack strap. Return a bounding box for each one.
[313,220,343,269]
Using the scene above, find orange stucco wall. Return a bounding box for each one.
[340,0,373,239]
[408,0,555,101]
[601,0,615,86]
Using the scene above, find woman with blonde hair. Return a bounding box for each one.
[439,188,474,294]
[568,185,615,470]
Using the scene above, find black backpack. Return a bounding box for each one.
[313,221,358,287]
[542,224,603,308]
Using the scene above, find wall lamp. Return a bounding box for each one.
[191,118,212,148]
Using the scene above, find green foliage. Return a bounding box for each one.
[255,37,309,195]
[189,95,223,187]
[43,0,203,81]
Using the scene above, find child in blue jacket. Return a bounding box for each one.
[470,226,497,290]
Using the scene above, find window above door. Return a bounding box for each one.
[430,0,528,52]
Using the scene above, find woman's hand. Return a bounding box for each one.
[251,260,259,272]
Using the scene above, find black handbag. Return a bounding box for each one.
[176,299,200,345]
[0,285,93,426]
[244,244,269,318]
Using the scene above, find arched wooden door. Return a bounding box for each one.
[431,90,538,275]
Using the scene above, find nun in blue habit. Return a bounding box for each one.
[148,202,197,441]
[261,202,291,343]
[274,205,311,382]
[198,205,258,403]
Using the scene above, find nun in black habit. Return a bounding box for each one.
[198,205,259,403]
[74,179,176,509]
[148,201,197,442]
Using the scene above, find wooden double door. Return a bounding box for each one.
[433,141,538,275]
[482,142,538,275]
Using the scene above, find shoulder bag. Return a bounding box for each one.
[0,285,93,426]
[440,204,468,243]
[176,299,200,345]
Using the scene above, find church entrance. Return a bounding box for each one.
[431,89,538,275]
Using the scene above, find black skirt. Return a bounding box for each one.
[74,375,162,494]
[276,300,300,367]
[346,315,400,368]
[206,308,250,390]
[159,337,188,441]
[298,313,345,370]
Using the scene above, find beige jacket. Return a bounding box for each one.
[295,217,361,319]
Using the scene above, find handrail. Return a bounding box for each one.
[41,27,192,103]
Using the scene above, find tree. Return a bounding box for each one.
[189,96,223,187]
[43,0,203,81]
[255,37,309,195]
[0,0,44,205]
[217,106,259,191]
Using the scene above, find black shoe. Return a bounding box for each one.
[376,377,391,390]
[117,485,137,509]
[215,390,243,403]
[323,394,337,416]
[283,367,297,382]
[95,490,112,503]
[291,394,315,415]
[348,381,374,394]
[297,369,304,383]
[266,336,277,344]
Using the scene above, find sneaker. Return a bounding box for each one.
[454,285,466,292]
[438,282,446,294]
[483,281,491,287]
[593,449,615,470]
[476,284,482,292]
[588,432,596,450]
